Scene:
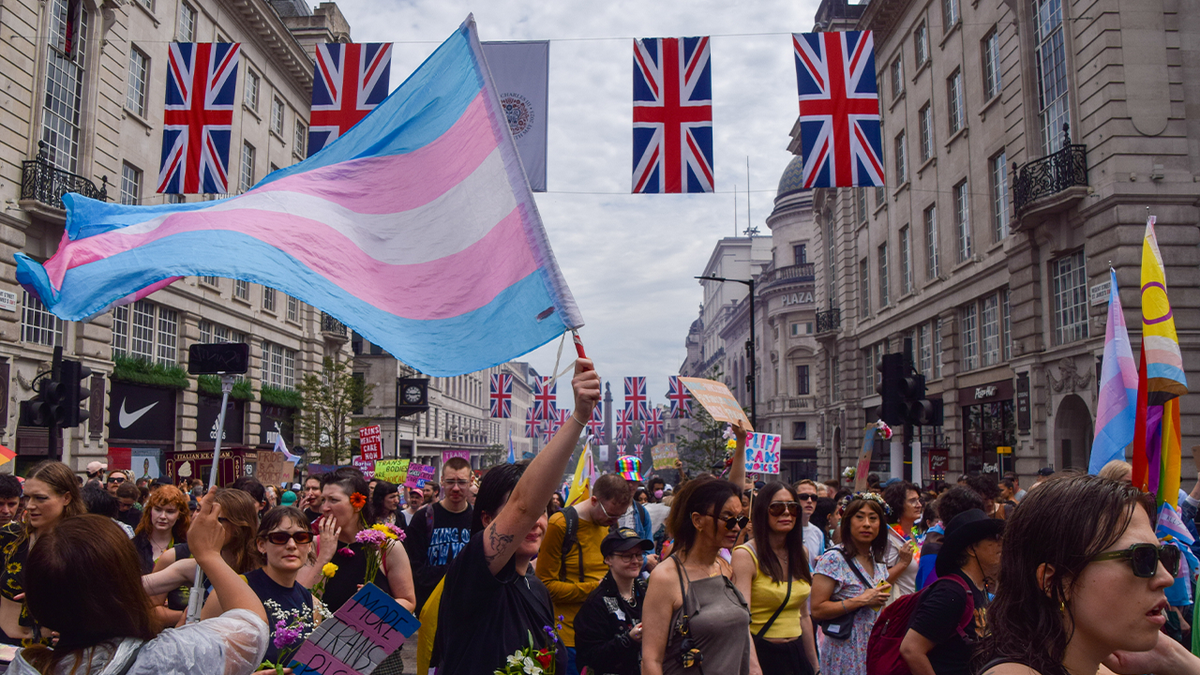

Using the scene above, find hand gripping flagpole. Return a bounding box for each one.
[185,373,235,624]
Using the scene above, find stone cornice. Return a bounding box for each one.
[223,0,313,98]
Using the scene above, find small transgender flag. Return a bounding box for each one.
[1157,502,1195,546]
[1088,268,1138,475]
[506,429,515,464]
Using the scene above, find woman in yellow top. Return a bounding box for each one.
[732,481,819,675]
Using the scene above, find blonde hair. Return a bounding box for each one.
[1097,460,1132,484]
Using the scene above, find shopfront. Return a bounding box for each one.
[196,394,245,449]
[959,380,1016,475]
[107,381,178,477]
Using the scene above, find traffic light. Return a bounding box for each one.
[902,372,937,425]
[876,353,905,425]
[30,369,67,426]
[60,359,92,427]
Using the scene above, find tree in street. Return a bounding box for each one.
[296,356,373,465]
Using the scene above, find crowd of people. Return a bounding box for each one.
[0,358,1196,675]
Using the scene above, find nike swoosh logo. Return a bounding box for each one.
[118,398,158,429]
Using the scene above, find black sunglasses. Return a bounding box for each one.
[107,476,126,484]
[261,531,314,546]
[1091,543,1180,578]
[713,514,749,530]
[796,494,818,502]
[768,502,800,517]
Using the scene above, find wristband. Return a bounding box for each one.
[570,411,588,427]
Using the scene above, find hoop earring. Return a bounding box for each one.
[1059,600,1066,613]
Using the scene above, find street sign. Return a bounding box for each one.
[996,445,1012,455]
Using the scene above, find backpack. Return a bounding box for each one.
[865,574,975,675]
[558,505,584,582]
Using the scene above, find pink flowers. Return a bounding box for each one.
[337,547,355,558]
[355,528,387,547]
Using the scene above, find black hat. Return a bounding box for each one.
[936,508,1004,577]
[601,527,653,558]
[1037,467,1055,477]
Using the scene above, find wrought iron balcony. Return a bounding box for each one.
[20,141,108,212]
[1013,124,1088,216]
[320,312,347,338]
[815,307,841,334]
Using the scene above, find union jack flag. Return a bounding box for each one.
[489,373,512,418]
[614,407,634,442]
[624,377,649,421]
[309,43,393,156]
[546,408,571,439]
[532,376,558,421]
[525,408,542,438]
[632,36,714,193]
[644,408,665,441]
[158,43,241,194]
[666,376,693,419]
[792,31,883,188]
[587,402,605,438]
[635,443,645,456]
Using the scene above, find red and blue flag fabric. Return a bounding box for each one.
[533,376,558,421]
[525,408,542,438]
[666,376,692,418]
[157,43,240,194]
[624,376,649,421]
[632,36,713,194]
[587,402,605,438]
[615,407,634,442]
[547,408,571,438]
[309,43,393,156]
[644,408,664,441]
[791,31,883,188]
[489,372,512,418]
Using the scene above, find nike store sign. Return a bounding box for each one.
[108,382,176,442]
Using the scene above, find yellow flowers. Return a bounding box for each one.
[726,439,737,450]
[370,523,400,540]
[321,562,338,578]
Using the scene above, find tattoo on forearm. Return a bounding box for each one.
[483,526,515,565]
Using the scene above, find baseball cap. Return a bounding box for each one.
[614,456,643,482]
[291,483,302,491]
[86,461,107,475]
[600,527,654,557]
[280,491,298,506]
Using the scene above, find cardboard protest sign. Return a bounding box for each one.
[651,443,678,470]
[743,434,781,474]
[854,427,875,491]
[405,463,435,488]
[373,459,409,484]
[358,425,383,461]
[257,450,292,487]
[288,582,419,675]
[353,456,376,480]
[678,377,753,431]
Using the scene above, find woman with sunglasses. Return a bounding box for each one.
[979,474,1200,675]
[732,482,818,675]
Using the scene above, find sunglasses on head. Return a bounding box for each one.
[1091,543,1180,578]
[261,531,314,546]
[768,502,800,517]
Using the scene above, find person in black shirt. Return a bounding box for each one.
[405,457,474,614]
[574,528,651,675]
[436,359,601,675]
[901,509,1002,675]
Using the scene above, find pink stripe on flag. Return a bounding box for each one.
[1094,379,1135,429]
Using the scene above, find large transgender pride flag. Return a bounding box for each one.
[14,17,581,377]
[1088,268,1137,475]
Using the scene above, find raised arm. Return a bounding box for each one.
[483,359,600,575]
[729,422,748,491]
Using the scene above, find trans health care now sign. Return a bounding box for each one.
[288,582,419,675]
[359,425,383,461]
[744,432,782,474]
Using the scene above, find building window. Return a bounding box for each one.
[894,130,907,184]
[899,226,912,295]
[961,302,979,371]
[793,421,808,441]
[262,286,276,312]
[793,243,807,265]
[856,188,868,224]
[943,0,959,31]
[261,342,297,389]
[240,142,255,192]
[981,293,1000,367]
[111,301,177,365]
[991,151,1010,242]
[137,0,152,10]
[934,318,943,378]
[831,357,841,402]
[914,23,929,68]
[955,180,971,262]
[177,2,196,41]
[859,258,870,319]
[234,279,249,301]
[948,70,964,135]
[126,46,149,118]
[924,204,939,279]
[157,307,178,364]
[983,28,1002,101]
[1002,288,1012,360]
[119,163,141,205]
[824,215,836,303]
[42,0,89,172]
[878,242,889,307]
[244,69,259,111]
[199,320,246,344]
[270,97,284,136]
[797,365,810,395]
[1052,250,1088,344]
[918,104,933,162]
[890,56,904,100]
[919,322,932,379]
[875,185,886,208]
[130,300,155,360]
[1035,0,1070,154]
[294,121,307,157]
[21,291,63,346]
[201,275,219,287]
[287,294,299,322]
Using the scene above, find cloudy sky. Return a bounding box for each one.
[336,0,822,408]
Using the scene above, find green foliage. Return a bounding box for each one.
[196,375,253,400]
[295,357,373,465]
[111,354,189,389]
[479,443,505,468]
[261,385,304,409]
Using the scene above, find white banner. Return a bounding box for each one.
[481,41,549,192]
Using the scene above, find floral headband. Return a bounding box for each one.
[839,491,893,517]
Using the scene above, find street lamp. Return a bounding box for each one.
[696,275,757,429]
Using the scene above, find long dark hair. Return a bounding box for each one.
[976,474,1155,674]
[23,516,158,672]
[665,476,740,558]
[752,482,811,584]
[838,498,888,562]
[371,480,398,523]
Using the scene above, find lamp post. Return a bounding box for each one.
[696,275,757,429]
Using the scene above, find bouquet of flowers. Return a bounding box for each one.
[842,466,856,480]
[354,523,405,586]
[875,419,893,440]
[494,622,562,675]
[259,601,315,675]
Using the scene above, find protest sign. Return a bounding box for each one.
[678,377,753,431]
[257,451,292,487]
[352,456,376,480]
[307,463,339,477]
[358,425,382,461]
[405,463,435,488]
[373,459,409,484]
[288,582,420,675]
[854,427,875,491]
[743,434,781,474]
[651,443,678,470]
[441,449,470,463]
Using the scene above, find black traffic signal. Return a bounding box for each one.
[902,372,937,425]
[877,353,905,426]
[60,359,92,427]
[32,369,67,426]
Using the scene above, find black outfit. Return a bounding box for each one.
[907,571,988,675]
[753,637,814,675]
[304,507,322,525]
[245,568,314,663]
[323,540,395,612]
[117,506,143,530]
[403,501,472,614]
[574,572,646,675]
[132,534,157,574]
[437,530,567,675]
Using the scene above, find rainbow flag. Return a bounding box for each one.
[1089,269,1138,474]
[13,16,581,377]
